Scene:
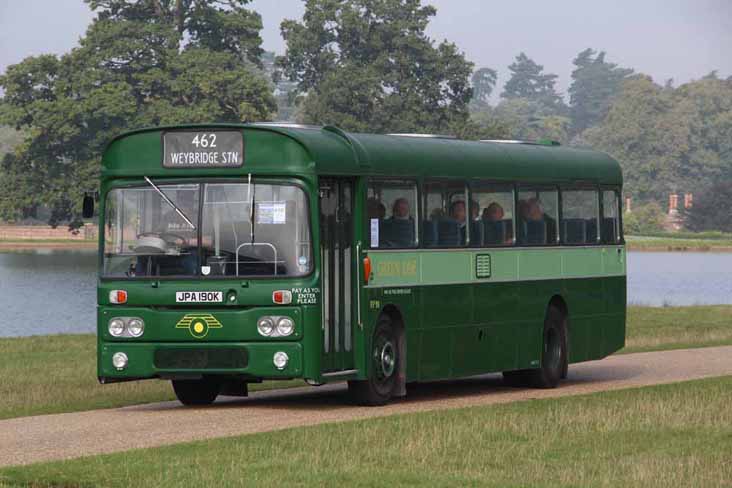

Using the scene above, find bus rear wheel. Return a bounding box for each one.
[348,318,399,406]
[172,377,221,406]
[528,306,566,388]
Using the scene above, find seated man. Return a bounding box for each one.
[448,200,467,245]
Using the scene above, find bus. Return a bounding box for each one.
[87,124,625,406]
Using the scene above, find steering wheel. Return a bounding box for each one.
[137,232,186,246]
[134,232,187,254]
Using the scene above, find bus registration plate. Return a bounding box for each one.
[176,291,223,303]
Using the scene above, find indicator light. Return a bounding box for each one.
[272,290,292,305]
[109,290,128,304]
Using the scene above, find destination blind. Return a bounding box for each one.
[163,131,244,168]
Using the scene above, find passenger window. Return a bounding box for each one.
[470,183,515,247]
[366,180,417,248]
[423,180,469,247]
[560,189,599,245]
[517,188,559,245]
[601,190,621,244]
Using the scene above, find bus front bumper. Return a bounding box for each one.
[98,341,303,382]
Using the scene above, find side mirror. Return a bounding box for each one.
[82,194,95,219]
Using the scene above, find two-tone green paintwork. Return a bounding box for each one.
[363,246,626,380]
[97,123,625,388]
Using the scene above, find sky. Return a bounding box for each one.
[1,0,731,98]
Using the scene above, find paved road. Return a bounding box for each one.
[2,346,732,468]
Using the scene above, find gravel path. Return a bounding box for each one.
[2,346,732,468]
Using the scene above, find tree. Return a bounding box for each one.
[568,48,633,135]
[623,202,666,234]
[0,126,23,158]
[0,0,276,227]
[582,75,732,202]
[501,52,565,113]
[491,98,570,143]
[682,182,732,232]
[277,0,475,134]
[470,67,498,110]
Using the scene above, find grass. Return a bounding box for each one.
[2,376,731,487]
[0,334,305,421]
[624,305,732,353]
[2,305,732,421]
[625,235,732,251]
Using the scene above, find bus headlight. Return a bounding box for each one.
[257,317,275,336]
[127,318,144,337]
[112,352,128,370]
[273,351,289,370]
[109,319,125,337]
[276,317,295,337]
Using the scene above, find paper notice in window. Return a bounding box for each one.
[370,218,379,247]
[257,202,287,224]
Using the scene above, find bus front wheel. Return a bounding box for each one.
[172,377,221,406]
[528,306,567,388]
[349,318,399,406]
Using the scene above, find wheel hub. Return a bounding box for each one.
[374,339,396,379]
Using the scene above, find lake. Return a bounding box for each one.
[0,249,730,337]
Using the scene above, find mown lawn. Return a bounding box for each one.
[0,334,304,421]
[2,376,731,487]
[624,305,732,353]
[1,305,731,421]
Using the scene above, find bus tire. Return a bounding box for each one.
[172,377,221,406]
[348,318,399,406]
[529,306,566,388]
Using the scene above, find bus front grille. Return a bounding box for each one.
[154,347,248,370]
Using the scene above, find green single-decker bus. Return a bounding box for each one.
[90,124,625,406]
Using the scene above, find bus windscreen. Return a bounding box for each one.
[103,181,312,278]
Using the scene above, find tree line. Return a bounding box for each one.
[0,0,730,231]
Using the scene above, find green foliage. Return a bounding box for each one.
[501,52,566,114]
[568,48,633,135]
[623,201,666,234]
[277,0,475,135]
[582,76,732,204]
[0,0,276,227]
[491,98,570,143]
[0,126,23,157]
[682,182,732,232]
[469,67,498,110]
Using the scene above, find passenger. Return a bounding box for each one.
[519,197,556,243]
[390,198,411,220]
[430,207,445,220]
[524,198,544,221]
[449,200,467,245]
[482,202,504,222]
[449,200,466,226]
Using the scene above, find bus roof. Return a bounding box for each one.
[102,123,622,185]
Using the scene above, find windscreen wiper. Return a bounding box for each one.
[144,176,196,230]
